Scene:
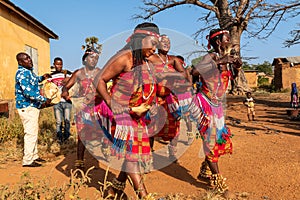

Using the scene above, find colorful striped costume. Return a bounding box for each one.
[74,76,104,142]
[155,62,180,140]
[189,55,233,162]
[97,64,156,169]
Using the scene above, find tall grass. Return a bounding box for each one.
[0,107,76,162]
[0,107,56,145]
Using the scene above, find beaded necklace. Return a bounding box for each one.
[84,66,95,79]
[157,53,169,72]
[143,60,155,100]
[82,66,96,97]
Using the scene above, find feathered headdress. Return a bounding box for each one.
[81,36,102,55]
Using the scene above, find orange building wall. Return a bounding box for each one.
[244,71,257,88]
[281,65,300,90]
[0,6,51,99]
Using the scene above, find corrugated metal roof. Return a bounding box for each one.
[272,56,300,66]
[286,56,300,64]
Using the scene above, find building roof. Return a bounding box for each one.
[0,0,58,39]
[272,56,300,66]
[286,57,300,64]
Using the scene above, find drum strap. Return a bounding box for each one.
[63,70,67,78]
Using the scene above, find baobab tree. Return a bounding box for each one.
[135,0,300,93]
[285,26,300,47]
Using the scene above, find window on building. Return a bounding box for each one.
[25,45,38,74]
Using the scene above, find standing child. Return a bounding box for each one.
[243,92,255,121]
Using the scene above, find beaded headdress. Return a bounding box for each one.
[206,30,229,50]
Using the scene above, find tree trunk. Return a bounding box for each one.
[230,69,251,95]
[229,26,250,94]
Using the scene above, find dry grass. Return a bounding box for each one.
[0,109,236,200]
[0,166,228,200]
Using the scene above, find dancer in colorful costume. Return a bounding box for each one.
[189,29,242,197]
[61,47,111,170]
[148,34,191,162]
[96,22,160,199]
[177,55,195,145]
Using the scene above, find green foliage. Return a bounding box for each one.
[0,116,23,143]
[258,76,270,86]
[242,61,273,75]
[0,108,56,145]
[253,61,273,75]
[242,61,253,70]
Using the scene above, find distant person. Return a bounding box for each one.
[48,57,72,144]
[290,82,298,109]
[243,91,255,121]
[15,52,51,167]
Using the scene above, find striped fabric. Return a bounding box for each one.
[154,62,193,140]
[156,62,192,117]
[155,95,180,140]
[48,70,72,103]
[97,64,156,165]
[189,61,233,163]
[74,77,104,142]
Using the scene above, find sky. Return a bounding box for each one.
[9,0,300,72]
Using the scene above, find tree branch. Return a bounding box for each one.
[133,0,217,20]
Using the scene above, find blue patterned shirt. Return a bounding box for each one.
[15,65,47,109]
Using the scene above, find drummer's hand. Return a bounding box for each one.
[45,98,52,106]
[148,104,158,116]
[61,91,70,100]
[42,73,52,80]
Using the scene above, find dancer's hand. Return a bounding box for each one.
[131,103,151,116]
[111,100,124,114]
[148,104,158,116]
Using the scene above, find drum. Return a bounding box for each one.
[41,81,61,104]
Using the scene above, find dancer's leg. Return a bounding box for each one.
[168,135,178,162]
[75,138,85,170]
[124,161,148,198]
[149,137,154,152]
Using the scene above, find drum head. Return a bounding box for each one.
[43,82,61,104]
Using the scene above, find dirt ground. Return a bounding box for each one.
[0,92,299,199]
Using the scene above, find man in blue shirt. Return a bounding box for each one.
[15,52,51,167]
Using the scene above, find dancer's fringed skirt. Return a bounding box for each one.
[189,92,233,162]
